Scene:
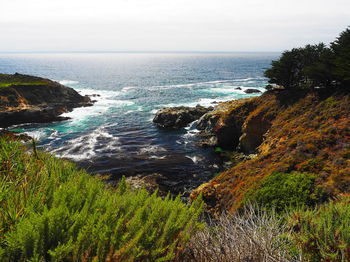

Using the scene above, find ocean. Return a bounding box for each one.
[0,52,279,191]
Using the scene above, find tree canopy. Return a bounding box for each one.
[265,27,350,90]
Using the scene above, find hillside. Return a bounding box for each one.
[192,88,350,214]
[0,73,92,127]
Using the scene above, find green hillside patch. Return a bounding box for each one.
[0,73,50,88]
[244,172,328,212]
[0,138,203,262]
[0,82,48,88]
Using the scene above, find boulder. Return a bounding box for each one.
[153,105,212,129]
[244,88,261,94]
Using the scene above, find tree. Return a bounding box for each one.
[303,46,334,88]
[264,44,331,89]
[330,27,350,87]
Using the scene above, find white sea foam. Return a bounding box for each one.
[121,86,137,92]
[61,88,134,122]
[149,155,167,160]
[24,130,46,141]
[138,145,167,155]
[186,155,204,164]
[52,126,121,160]
[124,106,143,114]
[145,77,267,91]
[58,80,79,86]
[48,130,61,140]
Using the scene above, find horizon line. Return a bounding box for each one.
[0,50,282,54]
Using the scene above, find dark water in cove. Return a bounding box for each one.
[0,53,278,190]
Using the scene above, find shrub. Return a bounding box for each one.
[179,205,300,262]
[244,172,327,212]
[0,138,203,262]
[289,197,350,261]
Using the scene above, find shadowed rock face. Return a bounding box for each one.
[153,105,212,130]
[196,97,258,150]
[0,73,92,127]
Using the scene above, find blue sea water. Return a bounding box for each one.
[0,52,279,189]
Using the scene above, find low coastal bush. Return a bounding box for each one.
[244,172,327,212]
[0,138,203,262]
[180,205,300,262]
[289,197,350,261]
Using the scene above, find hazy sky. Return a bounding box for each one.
[0,0,349,52]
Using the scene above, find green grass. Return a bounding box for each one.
[0,138,203,262]
[0,73,50,88]
[0,82,48,88]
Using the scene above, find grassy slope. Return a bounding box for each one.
[193,89,350,214]
[0,137,202,262]
[0,73,50,88]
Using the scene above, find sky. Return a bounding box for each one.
[0,0,349,52]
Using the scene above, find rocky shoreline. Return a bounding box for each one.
[0,73,93,128]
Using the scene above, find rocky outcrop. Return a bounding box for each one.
[195,91,296,153]
[192,89,350,214]
[0,73,92,127]
[153,105,212,129]
[196,97,259,149]
[244,88,261,94]
[0,130,32,141]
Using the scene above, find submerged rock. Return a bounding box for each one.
[125,173,168,195]
[153,105,213,129]
[0,73,93,127]
[244,88,261,94]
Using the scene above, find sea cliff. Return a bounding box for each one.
[0,73,92,127]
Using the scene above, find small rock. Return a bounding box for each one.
[244,88,261,94]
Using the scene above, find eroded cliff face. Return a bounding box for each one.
[0,73,92,127]
[192,89,350,214]
[196,97,257,149]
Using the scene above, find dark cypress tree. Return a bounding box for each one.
[330,27,350,88]
[264,44,330,89]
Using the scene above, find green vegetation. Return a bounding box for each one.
[265,27,350,90]
[244,172,327,212]
[290,197,350,261]
[0,82,48,88]
[0,73,49,88]
[0,138,203,262]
